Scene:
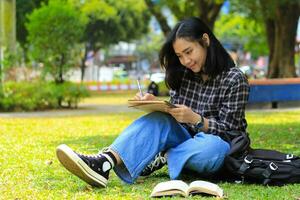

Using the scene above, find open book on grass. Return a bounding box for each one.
[150,180,224,198]
[128,100,177,113]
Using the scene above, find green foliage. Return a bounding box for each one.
[215,13,268,58]
[155,0,224,21]
[0,47,15,72]
[0,81,54,111]
[72,0,151,49]
[229,0,263,20]
[78,0,117,19]
[26,0,87,83]
[162,0,200,20]
[66,0,151,82]
[229,0,294,20]
[0,43,24,69]
[0,81,89,111]
[145,0,224,33]
[53,81,90,108]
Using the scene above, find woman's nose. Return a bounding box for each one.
[182,56,191,66]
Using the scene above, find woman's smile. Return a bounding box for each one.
[188,63,197,71]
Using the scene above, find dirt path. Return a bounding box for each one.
[0,104,135,118]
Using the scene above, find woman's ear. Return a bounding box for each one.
[202,33,210,47]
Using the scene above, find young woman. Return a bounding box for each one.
[56,17,249,188]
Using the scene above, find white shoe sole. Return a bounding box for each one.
[56,144,107,187]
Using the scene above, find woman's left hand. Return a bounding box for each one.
[167,104,199,124]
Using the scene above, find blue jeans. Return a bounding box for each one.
[110,112,230,184]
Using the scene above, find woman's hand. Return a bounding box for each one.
[167,104,199,124]
[133,92,156,101]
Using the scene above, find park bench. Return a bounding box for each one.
[248,78,300,108]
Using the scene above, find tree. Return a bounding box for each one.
[214,13,268,59]
[26,0,86,83]
[260,0,299,78]
[15,0,48,64]
[144,0,171,36]
[0,0,16,92]
[230,0,300,78]
[16,0,48,47]
[69,0,151,81]
[144,0,224,36]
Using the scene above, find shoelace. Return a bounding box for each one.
[99,146,110,153]
[77,152,103,160]
[147,153,167,171]
[76,146,110,160]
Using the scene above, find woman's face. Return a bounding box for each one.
[173,37,207,73]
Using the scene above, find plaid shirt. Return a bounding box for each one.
[169,67,249,139]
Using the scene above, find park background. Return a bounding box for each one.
[0,0,300,199]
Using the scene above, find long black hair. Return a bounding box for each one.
[159,17,235,90]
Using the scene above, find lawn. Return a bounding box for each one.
[0,92,300,199]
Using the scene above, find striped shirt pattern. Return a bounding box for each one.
[170,67,249,139]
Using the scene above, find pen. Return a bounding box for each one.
[136,79,143,97]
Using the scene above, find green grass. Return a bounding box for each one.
[0,94,300,199]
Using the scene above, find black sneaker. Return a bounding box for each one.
[140,152,167,176]
[56,144,114,187]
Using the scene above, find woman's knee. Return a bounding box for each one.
[185,152,226,174]
[144,111,175,124]
[182,134,230,173]
[194,133,230,155]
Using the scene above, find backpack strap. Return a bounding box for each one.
[262,162,278,185]
[286,154,294,159]
[238,155,253,174]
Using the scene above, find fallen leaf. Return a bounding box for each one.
[45,160,53,165]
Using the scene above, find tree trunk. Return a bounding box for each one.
[144,0,223,36]
[57,53,65,84]
[267,2,299,78]
[261,14,276,77]
[266,19,279,78]
[0,48,3,92]
[80,44,88,82]
[144,0,171,37]
[1,0,16,52]
[197,0,223,30]
[0,0,16,87]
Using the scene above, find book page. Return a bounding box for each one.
[188,180,223,197]
[150,180,189,197]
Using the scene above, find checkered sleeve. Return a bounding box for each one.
[208,72,249,137]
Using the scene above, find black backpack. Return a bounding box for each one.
[224,131,300,185]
